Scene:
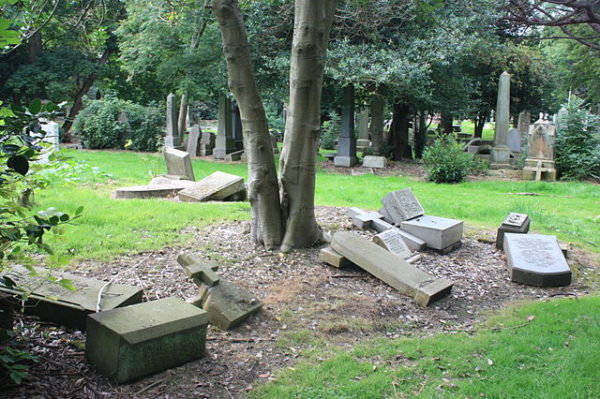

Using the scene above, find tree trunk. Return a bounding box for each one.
[63,48,112,133]
[440,112,453,134]
[474,112,487,138]
[391,102,411,161]
[279,0,337,251]
[369,93,384,156]
[178,94,189,138]
[213,0,282,249]
[414,112,427,159]
[27,31,43,64]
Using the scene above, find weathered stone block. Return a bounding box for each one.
[113,184,184,199]
[400,215,463,251]
[504,233,571,287]
[362,156,387,169]
[496,212,530,249]
[372,229,414,260]
[178,171,244,202]
[381,189,425,224]
[164,148,195,181]
[333,155,358,167]
[86,298,208,383]
[319,247,354,268]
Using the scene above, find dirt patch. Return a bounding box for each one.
[3,206,598,398]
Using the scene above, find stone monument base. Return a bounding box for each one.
[522,159,556,181]
[490,146,512,169]
[334,155,358,167]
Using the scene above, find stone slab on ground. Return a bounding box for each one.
[319,246,354,268]
[164,148,195,181]
[331,232,453,306]
[362,156,387,169]
[149,176,198,188]
[86,297,208,384]
[224,150,244,162]
[372,229,415,260]
[189,281,262,330]
[113,184,185,199]
[347,207,383,229]
[178,171,244,202]
[0,266,142,329]
[496,212,530,249]
[504,233,571,287]
[381,189,425,224]
[400,215,463,251]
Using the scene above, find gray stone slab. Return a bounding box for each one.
[333,155,358,167]
[113,184,184,199]
[362,156,387,169]
[496,213,530,249]
[187,125,201,157]
[504,233,571,287]
[319,246,354,268]
[508,128,521,153]
[347,207,383,229]
[177,254,220,287]
[86,297,207,383]
[149,176,198,188]
[224,150,244,162]
[381,189,425,224]
[164,147,195,181]
[178,171,244,202]
[372,229,414,260]
[1,266,142,329]
[331,232,452,306]
[400,215,463,250]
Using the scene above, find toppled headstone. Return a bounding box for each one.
[496,213,530,249]
[362,156,387,169]
[164,147,195,181]
[331,232,452,306]
[178,254,262,330]
[178,171,245,202]
[224,149,244,162]
[149,176,198,188]
[373,229,421,264]
[0,266,142,329]
[400,215,463,252]
[113,184,185,199]
[381,189,425,224]
[504,233,571,287]
[86,297,207,384]
[319,246,354,268]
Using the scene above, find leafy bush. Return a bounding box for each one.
[555,98,600,180]
[423,134,478,183]
[73,96,164,151]
[320,111,340,150]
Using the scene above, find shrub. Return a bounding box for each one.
[123,103,164,152]
[555,98,600,180]
[320,111,340,150]
[423,134,478,183]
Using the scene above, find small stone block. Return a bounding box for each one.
[381,189,425,224]
[496,213,530,249]
[178,171,244,202]
[333,155,358,167]
[362,156,387,169]
[319,247,353,268]
[86,298,208,384]
[195,282,262,330]
[164,148,195,181]
[504,233,571,287]
[400,215,463,250]
[224,150,244,162]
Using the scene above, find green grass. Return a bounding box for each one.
[252,296,600,398]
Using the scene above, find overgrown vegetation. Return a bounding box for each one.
[320,111,340,150]
[422,134,481,183]
[555,97,600,180]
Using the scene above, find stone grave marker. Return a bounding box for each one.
[213,94,235,159]
[362,155,387,169]
[381,188,425,224]
[522,119,556,181]
[0,266,142,329]
[331,232,452,306]
[270,133,279,155]
[490,71,511,168]
[356,108,370,149]
[496,212,530,249]
[37,120,60,164]
[319,246,354,268]
[86,297,208,384]
[373,229,421,263]
[149,176,198,188]
[187,125,201,157]
[164,147,195,181]
[504,233,571,287]
[334,85,358,167]
[224,149,244,162]
[200,132,215,156]
[507,128,521,154]
[114,184,186,199]
[165,93,180,148]
[178,171,244,202]
[400,215,463,252]
[178,254,262,330]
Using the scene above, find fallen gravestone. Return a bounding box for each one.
[496,212,530,249]
[178,171,245,202]
[178,254,262,330]
[503,233,571,287]
[113,184,185,199]
[400,215,463,252]
[331,232,453,306]
[86,297,208,384]
[319,246,354,268]
[381,189,425,224]
[224,149,244,162]
[149,176,198,188]
[164,147,195,181]
[373,229,421,264]
[0,266,143,329]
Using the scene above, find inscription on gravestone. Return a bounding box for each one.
[373,229,413,260]
[381,188,425,224]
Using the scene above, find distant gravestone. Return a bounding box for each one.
[334,85,358,167]
[86,297,208,383]
[372,229,420,263]
[165,93,180,148]
[522,119,556,181]
[270,133,279,155]
[400,215,463,251]
[362,155,387,168]
[517,111,531,135]
[200,132,216,156]
[504,233,571,287]
[164,147,195,181]
[224,149,244,162]
[187,125,201,157]
[496,212,530,249]
[178,171,244,202]
[331,232,452,306]
[356,108,370,149]
[0,266,142,329]
[490,71,511,168]
[381,189,425,224]
[213,94,235,159]
[507,128,521,154]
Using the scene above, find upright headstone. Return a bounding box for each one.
[165,93,180,148]
[522,119,556,181]
[490,71,511,168]
[164,147,195,181]
[231,103,244,151]
[270,133,279,155]
[356,108,370,149]
[362,155,387,168]
[38,120,60,163]
[199,132,215,156]
[213,94,235,159]
[187,125,201,157]
[507,128,521,154]
[517,111,531,135]
[334,85,358,167]
[556,107,568,132]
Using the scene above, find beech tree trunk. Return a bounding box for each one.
[279,0,337,251]
[213,0,282,249]
[369,94,385,156]
[414,112,427,159]
[391,102,412,160]
[474,111,487,138]
[178,94,189,138]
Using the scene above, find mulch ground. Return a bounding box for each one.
[2,204,598,399]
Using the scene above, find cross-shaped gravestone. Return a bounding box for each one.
[177,254,220,287]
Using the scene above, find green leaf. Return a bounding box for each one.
[75,206,84,216]
[7,155,29,176]
[59,213,70,222]
[28,99,42,115]
[58,278,76,291]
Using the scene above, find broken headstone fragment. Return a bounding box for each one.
[164,147,195,181]
[319,246,354,268]
[178,171,245,202]
[373,229,421,264]
[177,253,220,287]
[496,212,530,249]
[400,215,463,252]
[381,188,425,224]
[86,297,208,384]
[113,184,185,199]
[331,232,452,306]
